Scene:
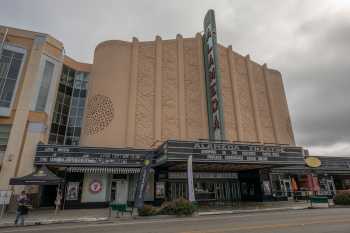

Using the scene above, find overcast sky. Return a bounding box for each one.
[1,0,349,156]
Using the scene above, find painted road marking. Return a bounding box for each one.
[181,218,350,233]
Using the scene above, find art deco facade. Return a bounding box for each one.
[81,35,295,149]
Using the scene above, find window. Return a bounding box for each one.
[0,46,25,116]
[48,134,57,144]
[0,124,11,152]
[35,60,54,111]
[49,65,89,145]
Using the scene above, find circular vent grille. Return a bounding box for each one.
[85,94,114,135]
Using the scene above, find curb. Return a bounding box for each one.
[131,215,175,220]
[0,217,109,228]
[198,206,308,216]
[330,205,350,208]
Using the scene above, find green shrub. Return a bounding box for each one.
[138,205,158,216]
[334,193,350,205]
[159,201,176,215]
[160,198,197,216]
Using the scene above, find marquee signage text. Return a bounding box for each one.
[193,143,295,154]
[163,140,305,163]
[35,145,150,166]
[168,172,238,179]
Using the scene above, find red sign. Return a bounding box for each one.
[89,180,102,193]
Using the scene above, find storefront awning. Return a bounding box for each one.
[9,165,64,185]
[66,167,141,174]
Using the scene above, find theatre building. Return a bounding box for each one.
[0,10,349,209]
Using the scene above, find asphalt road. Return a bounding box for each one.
[1,208,350,233]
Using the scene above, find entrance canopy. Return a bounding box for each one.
[9,165,63,185]
[272,156,350,175]
[32,140,306,172]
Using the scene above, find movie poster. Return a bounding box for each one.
[66,182,79,201]
[156,182,165,199]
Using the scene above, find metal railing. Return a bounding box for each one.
[272,190,335,201]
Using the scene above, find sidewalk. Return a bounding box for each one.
[198,201,309,216]
[0,208,111,227]
[0,201,309,228]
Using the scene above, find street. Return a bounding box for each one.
[1,208,350,233]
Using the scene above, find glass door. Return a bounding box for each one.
[110,180,117,202]
[170,182,187,200]
[231,181,241,202]
[281,179,292,197]
[110,179,128,204]
[326,179,336,197]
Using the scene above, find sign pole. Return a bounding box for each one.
[187,155,196,202]
[0,200,4,219]
[62,169,67,210]
[133,153,153,210]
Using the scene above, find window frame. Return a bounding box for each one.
[32,54,61,113]
[35,59,55,112]
[0,44,26,116]
[0,124,12,152]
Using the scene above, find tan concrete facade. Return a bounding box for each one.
[80,35,295,149]
[0,26,90,189]
[219,47,295,145]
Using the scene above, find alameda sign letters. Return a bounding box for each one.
[203,9,225,140]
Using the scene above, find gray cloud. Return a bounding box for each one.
[276,13,350,147]
[1,0,349,155]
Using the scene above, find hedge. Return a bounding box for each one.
[138,205,158,216]
[334,193,350,205]
[159,198,197,216]
[138,198,197,216]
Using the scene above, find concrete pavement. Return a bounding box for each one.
[0,208,350,233]
[0,201,309,227]
[0,208,111,228]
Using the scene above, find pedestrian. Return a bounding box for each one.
[54,189,62,215]
[14,191,30,226]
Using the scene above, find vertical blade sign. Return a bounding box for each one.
[203,9,225,140]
